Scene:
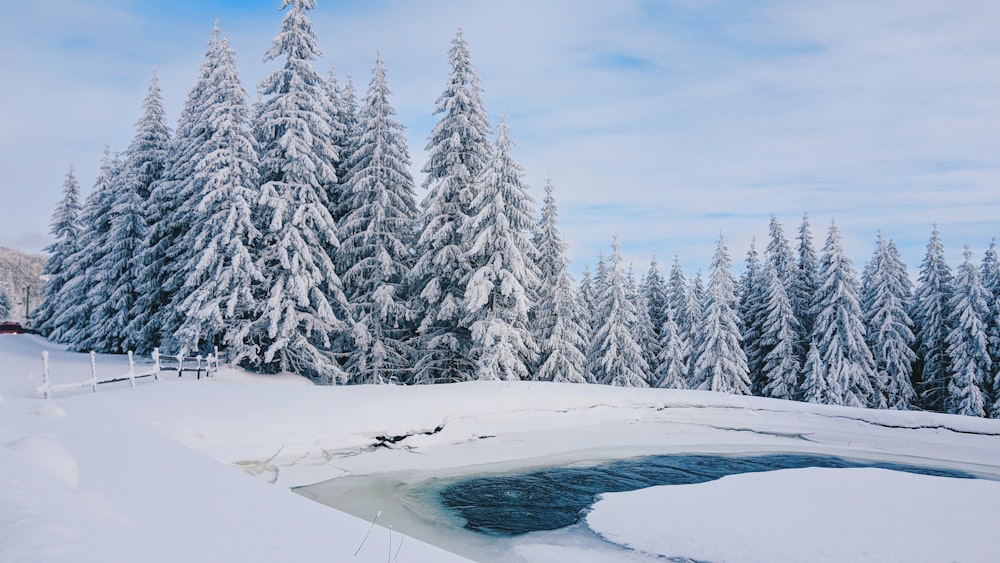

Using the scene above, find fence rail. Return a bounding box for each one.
[157,347,222,380]
[36,347,222,398]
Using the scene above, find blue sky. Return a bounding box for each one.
[2,0,1000,277]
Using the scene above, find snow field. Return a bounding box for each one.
[4,335,1000,560]
[587,467,1000,562]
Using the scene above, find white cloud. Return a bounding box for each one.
[0,0,997,277]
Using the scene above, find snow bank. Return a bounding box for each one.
[3,335,1000,561]
[7,435,79,488]
[587,467,1000,562]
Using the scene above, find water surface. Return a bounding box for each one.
[439,453,977,535]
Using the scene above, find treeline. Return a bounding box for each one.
[0,246,45,322]
[597,218,1000,418]
[34,1,998,418]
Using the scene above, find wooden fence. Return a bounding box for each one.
[36,347,222,398]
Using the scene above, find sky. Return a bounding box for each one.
[2,0,1000,277]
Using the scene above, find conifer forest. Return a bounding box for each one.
[35,0,1000,419]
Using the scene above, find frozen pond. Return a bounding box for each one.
[296,451,986,560]
[438,453,977,535]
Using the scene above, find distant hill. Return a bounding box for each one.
[0,246,46,323]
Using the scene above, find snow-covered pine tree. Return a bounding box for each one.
[322,68,350,221]
[791,213,819,359]
[252,0,352,381]
[911,225,954,411]
[81,73,169,353]
[586,252,609,378]
[594,252,609,298]
[577,264,597,340]
[801,339,837,404]
[48,148,119,346]
[642,255,669,341]
[654,304,690,389]
[461,117,538,381]
[409,28,492,384]
[979,240,1000,416]
[338,76,360,184]
[759,264,802,400]
[591,237,649,387]
[628,268,661,382]
[684,271,706,380]
[665,256,694,374]
[534,178,588,383]
[738,240,767,392]
[135,24,229,353]
[35,166,82,335]
[171,27,263,362]
[766,215,796,289]
[861,234,917,410]
[666,256,688,332]
[945,246,991,417]
[336,53,419,384]
[810,221,878,407]
[79,162,147,353]
[692,235,751,395]
[121,69,172,353]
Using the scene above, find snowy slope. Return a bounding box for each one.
[3,334,1000,561]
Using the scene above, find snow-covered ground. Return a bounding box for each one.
[3,334,1000,561]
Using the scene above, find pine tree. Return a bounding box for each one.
[801,339,836,404]
[739,240,766,392]
[911,225,954,411]
[48,148,119,346]
[534,178,588,383]
[759,264,802,400]
[410,28,492,384]
[461,117,538,381]
[594,252,609,298]
[979,240,1000,417]
[654,305,690,389]
[252,0,351,381]
[791,213,819,358]
[80,73,169,353]
[323,68,350,221]
[629,269,661,381]
[684,271,706,380]
[665,256,693,375]
[171,27,263,362]
[138,24,237,352]
[591,238,649,387]
[666,256,688,333]
[766,215,796,289]
[336,53,419,384]
[122,69,173,352]
[810,222,877,407]
[861,234,917,410]
[35,166,82,334]
[80,155,147,353]
[642,255,669,340]
[692,235,751,395]
[577,264,597,340]
[945,246,990,417]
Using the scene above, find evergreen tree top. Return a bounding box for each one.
[48,166,82,244]
[265,0,322,64]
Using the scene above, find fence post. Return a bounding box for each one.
[127,350,136,388]
[177,350,185,378]
[41,351,50,399]
[89,351,98,393]
[152,348,161,381]
[214,346,220,375]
